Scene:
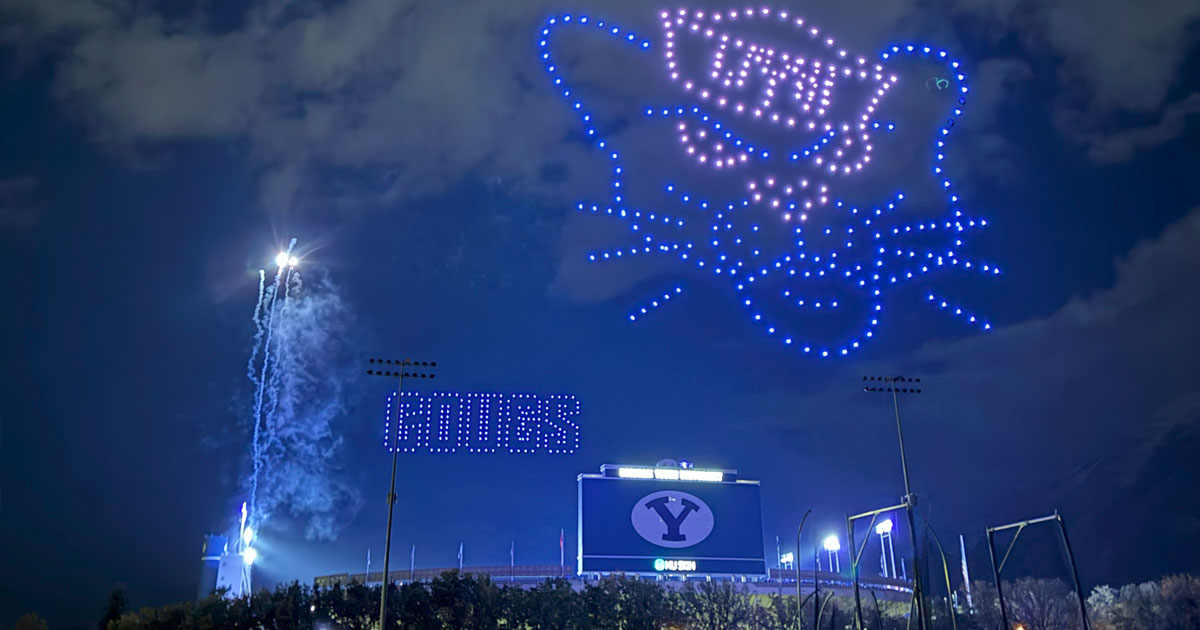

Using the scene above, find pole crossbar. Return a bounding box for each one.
[850,503,909,523]
[847,503,907,630]
[985,511,1090,630]
[987,513,1059,533]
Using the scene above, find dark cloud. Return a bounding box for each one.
[1079,92,1200,162]
[0,176,42,229]
[953,0,1200,160]
[5,0,1193,213]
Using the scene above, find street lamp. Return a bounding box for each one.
[367,357,437,630]
[875,518,897,579]
[823,535,841,573]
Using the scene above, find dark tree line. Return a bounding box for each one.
[10,571,1193,630]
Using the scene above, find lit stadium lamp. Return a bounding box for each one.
[243,547,258,566]
[823,535,841,573]
[365,356,439,630]
[875,518,897,579]
[678,469,724,482]
[617,467,654,479]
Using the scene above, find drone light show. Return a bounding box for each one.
[539,7,1002,357]
[382,392,581,454]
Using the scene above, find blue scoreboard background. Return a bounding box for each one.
[578,473,767,575]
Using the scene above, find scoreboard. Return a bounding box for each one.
[578,464,766,576]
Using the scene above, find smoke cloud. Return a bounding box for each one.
[249,268,363,541]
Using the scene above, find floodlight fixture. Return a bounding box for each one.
[367,355,439,630]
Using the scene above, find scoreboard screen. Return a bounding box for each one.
[578,466,766,576]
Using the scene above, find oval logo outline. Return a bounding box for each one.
[630,490,715,548]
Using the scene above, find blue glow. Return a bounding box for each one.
[537,8,999,357]
[383,392,581,454]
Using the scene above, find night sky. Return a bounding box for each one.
[2,1,1200,628]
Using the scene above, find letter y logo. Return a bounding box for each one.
[631,490,714,548]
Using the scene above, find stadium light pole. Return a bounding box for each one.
[794,509,810,630]
[367,357,437,630]
[862,375,928,630]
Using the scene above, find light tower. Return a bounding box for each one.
[863,375,929,630]
[823,535,841,573]
[875,518,897,578]
[366,357,438,630]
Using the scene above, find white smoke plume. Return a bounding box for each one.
[246,266,363,541]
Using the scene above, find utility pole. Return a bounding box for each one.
[367,358,437,630]
[863,375,928,630]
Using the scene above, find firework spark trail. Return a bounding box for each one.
[247,267,364,540]
[244,269,269,521]
[260,267,298,482]
[248,271,281,523]
[246,270,267,386]
[248,238,297,525]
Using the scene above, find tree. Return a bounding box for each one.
[581,577,622,629]
[1157,574,1200,630]
[100,588,128,630]
[757,593,799,630]
[13,614,48,630]
[1086,585,1118,630]
[429,571,500,630]
[523,579,585,630]
[963,581,1004,630]
[396,580,438,630]
[620,576,682,630]
[56,571,1200,630]
[680,580,756,630]
[1005,577,1081,630]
